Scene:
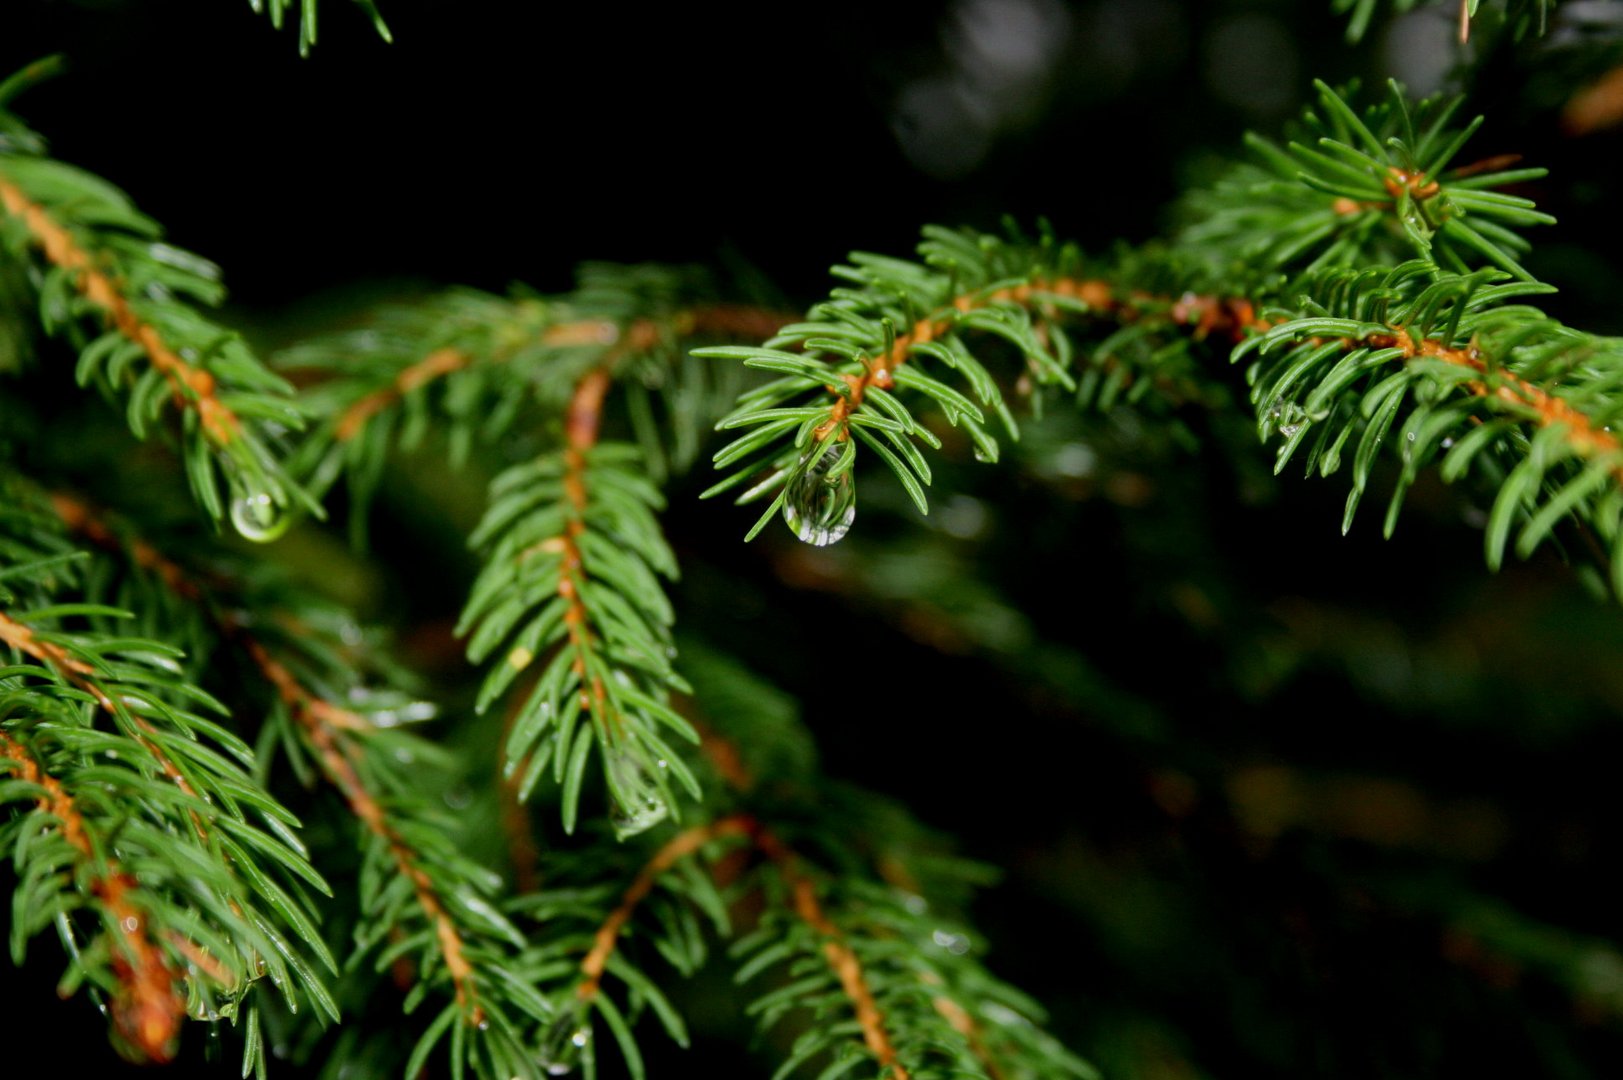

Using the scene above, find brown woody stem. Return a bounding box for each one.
[0,174,242,445]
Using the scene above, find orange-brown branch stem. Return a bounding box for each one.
[241,637,484,1024]
[0,608,207,832]
[1370,328,1623,480]
[813,277,1258,443]
[0,174,242,445]
[547,367,615,728]
[753,826,912,1080]
[0,730,183,1061]
[332,305,794,444]
[41,495,486,1023]
[819,276,1621,497]
[570,813,913,1076]
[928,982,1007,1080]
[576,816,754,1000]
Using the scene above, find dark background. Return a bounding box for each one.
[6,1,1623,1077]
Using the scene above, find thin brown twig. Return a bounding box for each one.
[753,826,912,1080]
[693,712,1008,1076]
[0,730,184,1061]
[332,305,794,444]
[817,277,1623,497]
[812,277,1257,443]
[1365,327,1623,480]
[575,815,754,1001]
[0,174,242,445]
[567,808,915,1078]
[45,493,487,1023]
[241,636,486,1025]
[0,608,208,835]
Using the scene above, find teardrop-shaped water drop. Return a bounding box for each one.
[783,445,855,546]
[536,1007,592,1076]
[229,484,290,543]
[605,746,670,839]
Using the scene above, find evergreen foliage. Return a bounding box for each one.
[4,2,1623,1077]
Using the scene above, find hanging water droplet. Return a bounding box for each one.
[230,486,290,543]
[604,746,670,839]
[783,444,855,547]
[536,1007,592,1075]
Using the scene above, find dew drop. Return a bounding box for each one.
[783,445,855,547]
[605,747,670,839]
[536,1007,592,1076]
[230,488,290,543]
[1267,397,1308,439]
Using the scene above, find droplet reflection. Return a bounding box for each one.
[783,444,855,546]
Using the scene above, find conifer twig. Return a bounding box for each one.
[1363,327,1623,476]
[44,493,488,1023]
[575,815,754,1002]
[330,306,790,447]
[0,608,209,833]
[0,176,242,445]
[812,276,1258,443]
[0,730,184,1061]
[752,826,912,1080]
[241,636,485,1023]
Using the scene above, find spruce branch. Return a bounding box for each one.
[0,623,337,1067]
[32,482,548,1076]
[0,489,343,1058]
[700,225,1246,544]
[284,277,787,535]
[0,97,314,541]
[241,637,490,1023]
[735,826,1095,1080]
[750,825,913,1079]
[0,728,186,1060]
[685,656,1089,1080]
[1179,80,1552,281]
[460,368,700,836]
[1236,263,1623,590]
[574,816,756,1004]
